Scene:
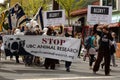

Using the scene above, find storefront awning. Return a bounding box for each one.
[70,8,87,17]
[88,22,120,28]
[70,1,99,17]
[109,22,120,28]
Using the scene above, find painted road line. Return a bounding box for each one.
[15,76,120,80]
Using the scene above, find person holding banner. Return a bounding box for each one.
[64,28,72,72]
[44,27,58,70]
[14,28,24,63]
[75,32,83,58]
[24,26,34,66]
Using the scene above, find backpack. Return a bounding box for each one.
[84,36,91,49]
[111,45,116,54]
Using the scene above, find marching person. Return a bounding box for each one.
[83,34,91,61]
[64,28,72,72]
[24,26,34,66]
[44,27,58,70]
[111,32,118,67]
[101,32,118,69]
[93,24,113,76]
[14,28,24,63]
[0,32,4,60]
[75,32,83,58]
[89,32,97,69]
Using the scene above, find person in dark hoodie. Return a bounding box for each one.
[93,24,113,76]
[64,28,73,72]
[44,27,58,70]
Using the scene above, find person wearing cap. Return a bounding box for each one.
[93,24,113,76]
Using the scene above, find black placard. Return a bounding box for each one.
[47,11,62,19]
[91,7,109,15]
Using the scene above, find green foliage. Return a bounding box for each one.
[57,0,84,13]
[55,0,84,25]
[79,0,98,8]
[55,0,98,25]
[1,10,9,30]
[0,6,6,13]
[22,0,51,17]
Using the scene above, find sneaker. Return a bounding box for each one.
[45,67,49,69]
[113,64,118,67]
[66,68,70,72]
[101,64,104,69]
[89,66,92,69]
[105,74,110,76]
[93,71,96,74]
[109,69,111,71]
[50,67,55,70]
[83,57,86,61]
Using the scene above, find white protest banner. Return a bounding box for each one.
[43,10,65,27]
[3,35,81,62]
[87,5,112,25]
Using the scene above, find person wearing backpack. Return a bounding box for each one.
[89,32,97,69]
[83,35,92,61]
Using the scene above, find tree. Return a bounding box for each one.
[0,1,9,32]
[21,0,51,17]
[55,0,85,26]
[0,6,5,12]
[55,0,98,26]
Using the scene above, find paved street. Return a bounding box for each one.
[0,57,120,80]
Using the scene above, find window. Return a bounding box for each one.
[102,0,117,10]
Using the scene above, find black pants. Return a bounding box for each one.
[44,58,56,69]
[15,55,19,63]
[78,44,82,57]
[93,48,111,75]
[24,55,33,66]
[89,54,95,66]
[65,61,72,69]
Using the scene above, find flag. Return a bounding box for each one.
[0,12,5,32]
[33,7,44,30]
[0,10,10,31]
[9,3,29,29]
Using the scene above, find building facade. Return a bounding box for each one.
[71,0,120,42]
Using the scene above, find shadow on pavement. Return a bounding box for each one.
[14,69,105,76]
[0,69,16,73]
[0,61,24,65]
[0,76,12,80]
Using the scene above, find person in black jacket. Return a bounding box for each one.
[93,24,113,76]
[44,27,58,70]
[64,28,72,72]
[23,28,34,66]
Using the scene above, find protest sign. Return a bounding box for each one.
[3,35,81,61]
[87,5,112,25]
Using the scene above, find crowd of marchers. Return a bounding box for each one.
[0,23,118,75]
